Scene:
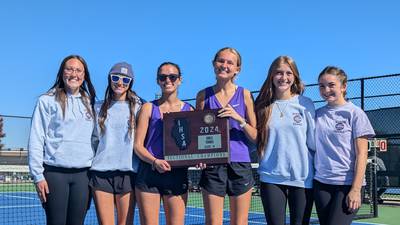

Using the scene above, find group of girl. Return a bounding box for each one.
[28,47,374,225]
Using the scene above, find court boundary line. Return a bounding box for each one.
[0,193,36,200]
[0,204,41,209]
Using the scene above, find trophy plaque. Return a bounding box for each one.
[163,109,230,167]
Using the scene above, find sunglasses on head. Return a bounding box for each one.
[157,74,180,82]
[110,74,132,85]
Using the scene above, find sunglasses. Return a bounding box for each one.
[157,74,180,82]
[110,74,132,85]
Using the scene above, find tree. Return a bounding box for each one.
[0,116,5,149]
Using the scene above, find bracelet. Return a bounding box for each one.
[239,120,247,128]
[151,158,157,171]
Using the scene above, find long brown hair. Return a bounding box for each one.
[98,72,140,137]
[47,55,96,118]
[254,56,304,157]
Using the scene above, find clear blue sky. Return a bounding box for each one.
[1,0,400,148]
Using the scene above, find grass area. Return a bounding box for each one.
[0,183,35,192]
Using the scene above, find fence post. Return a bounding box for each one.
[360,78,365,110]
[373,147,379,217]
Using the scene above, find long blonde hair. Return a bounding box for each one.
[254,56,304,157]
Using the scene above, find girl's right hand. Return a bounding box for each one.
[346,189,361,212]
[154,159,171,173]
[35,179,49,203]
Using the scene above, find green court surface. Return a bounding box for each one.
[0,183,35,192]
[358,204,400,225]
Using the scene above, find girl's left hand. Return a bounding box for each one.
[218,104,244,123]
[154,159,171,173]
[346,189,361,212]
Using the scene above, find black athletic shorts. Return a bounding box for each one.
[135,161,188,196]
[89,170,136,194]
[199,162,254,197]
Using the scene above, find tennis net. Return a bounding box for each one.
[0,163,376,225]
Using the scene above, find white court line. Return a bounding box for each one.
[0,193,36,200]
[0,204,41,209]
[185,206,266,224]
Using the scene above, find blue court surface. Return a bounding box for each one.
[0,192,387,225]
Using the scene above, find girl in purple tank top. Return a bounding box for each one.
[134,62,193,225]
[196,47,257,225]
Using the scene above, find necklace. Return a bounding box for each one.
[275,102,288,118]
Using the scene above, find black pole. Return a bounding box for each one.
[373,147,379,217]
[360,78,365,110]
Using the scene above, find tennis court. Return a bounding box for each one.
[0,164,388,225]
[0,191,266,225]
[0,190,389,225]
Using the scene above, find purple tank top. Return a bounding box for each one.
[144,100,192,159]
[204,86,250,162]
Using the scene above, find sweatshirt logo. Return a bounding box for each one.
[292,113,303,126]
[334,120,346,133]
[85,111,92,121]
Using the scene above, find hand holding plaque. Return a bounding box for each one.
[163,109,230,167]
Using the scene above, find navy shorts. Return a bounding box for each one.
[135,161,188,196]
[199,162,254,197]
[89,170,136,194]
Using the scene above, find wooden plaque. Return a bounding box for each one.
[163,109,230,167]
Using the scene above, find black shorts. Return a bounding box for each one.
[135,161,188,196]
[89,170,136,194]
[199,162,254,197]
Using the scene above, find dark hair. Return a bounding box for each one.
[318,66,348,97]
[48,55,96,118]
[254,56,304,157]
[157,62,182,76]
[98,71,139,137]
